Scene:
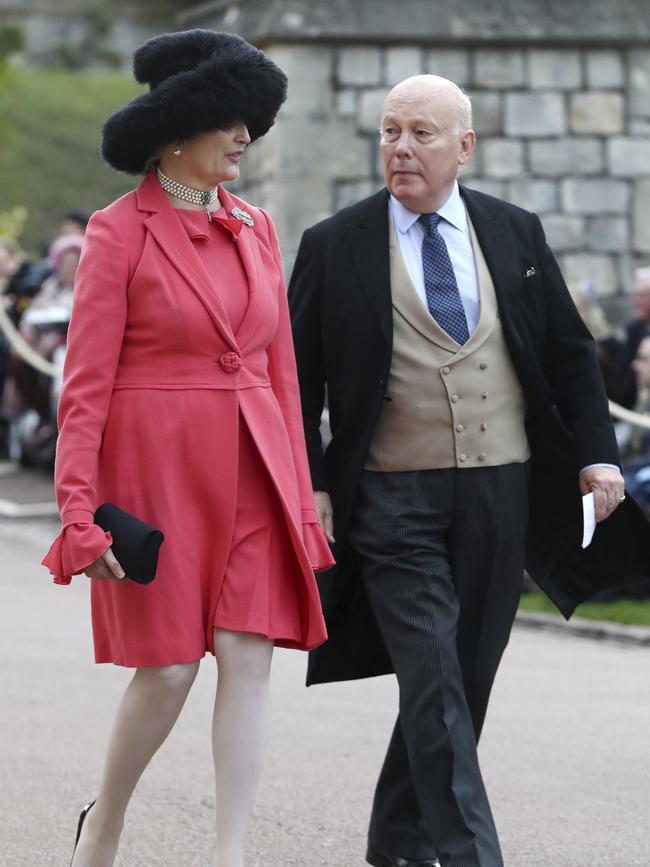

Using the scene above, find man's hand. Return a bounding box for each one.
[579,466,626,523]
[314,490,335,545]
[84,546,127,583]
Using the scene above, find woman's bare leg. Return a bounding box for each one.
[212,628,274,867]
[71,660,200,867]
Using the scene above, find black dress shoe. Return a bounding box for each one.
[366,841,439,867]
[70,801,95,866]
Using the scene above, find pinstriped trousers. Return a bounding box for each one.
[348,463,529,867]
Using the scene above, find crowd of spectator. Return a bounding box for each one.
[566,268,650,599]
[0,210,87,465]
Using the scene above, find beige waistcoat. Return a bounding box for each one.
[365,213,530,471]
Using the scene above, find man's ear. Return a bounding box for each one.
[458,130,476,165]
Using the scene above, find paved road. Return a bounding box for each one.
[1,519,650,867]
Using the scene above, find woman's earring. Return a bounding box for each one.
[173,142,182,156]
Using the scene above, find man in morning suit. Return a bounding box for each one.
[288,75,650,867]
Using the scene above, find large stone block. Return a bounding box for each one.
[629,49,650,118]
[529,49,582,90]
[338,46,382,86]
[506,179,558,213]
[360,88,388,134]
[335,179,384,211]
[385,47,423,85]
[540,214,586,251]
[528,138,603,176]
[462,178,506,199]
[268,118,370,180]
[470,92,502,136]
[474,50,526,88]
[560,253,618,296]
[633,180,650,253]
[570,92,625,135]
[481,139,524,178]
[459,174,477,191]
[336,88,357,118]
[504,93,566,137]
[561,179,629,215]
[241,128,277,184]
[425,49,470,86]
[585,50,625,89]
[267,45,333,118]
[252,177,333,266]
[607,138,650,177]
[588,217,629,253]
[631,119,650,136]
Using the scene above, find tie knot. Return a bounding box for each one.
[419,212,442,234]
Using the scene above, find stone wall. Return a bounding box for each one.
[185,0,650,311]
[334,43,650,302]
[1,1,164,70]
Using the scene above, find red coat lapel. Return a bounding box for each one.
[218,186,262,344]
[136,173,239,353]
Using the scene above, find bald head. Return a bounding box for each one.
[379,74,476,213]
[382,75,473,137]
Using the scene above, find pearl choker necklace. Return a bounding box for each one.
[156,168,220,221]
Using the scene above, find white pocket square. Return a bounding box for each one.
[525,266,537,277]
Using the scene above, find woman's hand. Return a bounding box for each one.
[84,547,127,583]
[314,490,335,545]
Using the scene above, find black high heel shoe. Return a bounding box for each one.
[70,801,95,866]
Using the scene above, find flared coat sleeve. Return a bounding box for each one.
[261,210,335,573]
[42,210,128,583]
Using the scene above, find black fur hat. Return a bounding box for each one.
[101,29,288,174]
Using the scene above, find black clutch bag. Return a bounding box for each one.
[94,503,164,585]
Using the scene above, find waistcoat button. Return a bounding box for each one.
[479,362,488,370]
[442,366,451,375]
[480,423,487,431]
[481,391,488,399]
[459,453,467,462]
[478,452,487,461]
[456,424,465,432]
[451,394,460,402]
[220,351,241,372]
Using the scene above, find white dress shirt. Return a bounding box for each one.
[388,181,481,335]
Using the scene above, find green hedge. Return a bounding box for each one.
[520,592,650,627]
[0,67,142,253]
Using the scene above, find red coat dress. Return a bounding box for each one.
[42,173,333,667]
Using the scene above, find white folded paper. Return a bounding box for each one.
[581,492,596,549]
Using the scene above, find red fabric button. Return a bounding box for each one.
[220,351,241,372]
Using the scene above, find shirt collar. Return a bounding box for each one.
[389,181,467,234]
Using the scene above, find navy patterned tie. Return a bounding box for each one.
[419,212,469,345]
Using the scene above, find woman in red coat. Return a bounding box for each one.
[42,30,333,867]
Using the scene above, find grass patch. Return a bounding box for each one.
[520,592,650,627]
[0,67,142,253]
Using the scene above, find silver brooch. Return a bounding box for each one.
[231,207,254,227]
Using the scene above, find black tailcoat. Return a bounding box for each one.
[288,186,650,686]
